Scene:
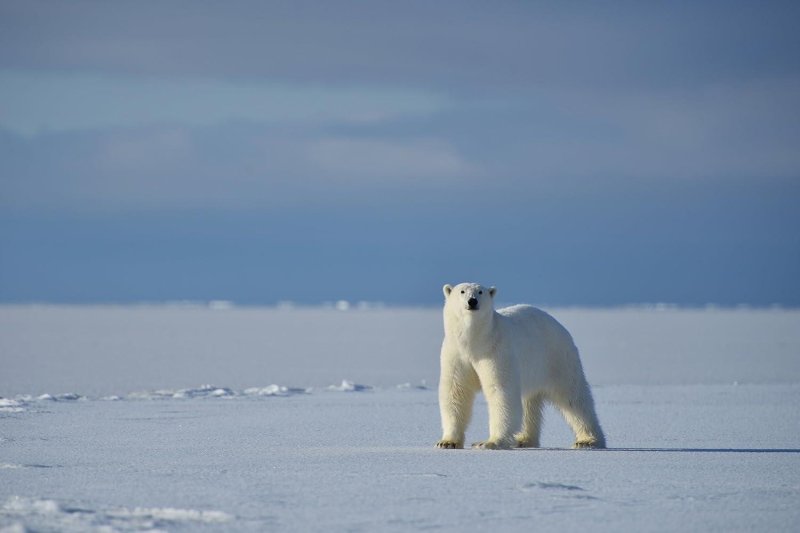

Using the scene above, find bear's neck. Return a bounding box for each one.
[446,309,497,346]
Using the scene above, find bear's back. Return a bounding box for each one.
[496,304,576,355]
[497,304,547,321]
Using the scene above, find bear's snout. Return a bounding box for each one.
[467,297,479,310]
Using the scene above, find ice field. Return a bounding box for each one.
[1,305,799,532]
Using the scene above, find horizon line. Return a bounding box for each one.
[1,299,797,312]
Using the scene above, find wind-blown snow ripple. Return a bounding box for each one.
[0,495,233,532]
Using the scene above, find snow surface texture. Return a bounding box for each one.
[1,305,799,532]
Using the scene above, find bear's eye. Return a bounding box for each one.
[479,291,483,295]
[460,290,465,294]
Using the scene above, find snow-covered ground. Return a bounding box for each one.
[1,305,799,532]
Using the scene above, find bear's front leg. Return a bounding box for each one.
[436,356,479,449]
[471,358,522,450]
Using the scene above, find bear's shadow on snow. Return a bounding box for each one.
[523,447,800,454]
[621,447,800,454]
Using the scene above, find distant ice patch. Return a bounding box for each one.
[396,380,429,391]
[126,384,310,400]
[0,399,25,413]
[328,380,372,392]
[127,385,235,400]
[243,385,308,397]
[35,393,83,402]
[107,506,233,523]
[2,496,61,515]
[171,385,235,399]
[6,381,400,409]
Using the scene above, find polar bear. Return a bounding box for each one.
[435,282,605,450]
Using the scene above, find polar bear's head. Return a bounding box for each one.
[443,282,496,313]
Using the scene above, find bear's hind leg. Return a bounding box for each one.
[515,393,544,448]
[552,386,606,449]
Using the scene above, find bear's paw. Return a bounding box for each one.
[573,438,605,450]
[435,439,463,449]
[471,440,513,450]
[515,436,540,448]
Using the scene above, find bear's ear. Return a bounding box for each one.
[443,284,453,297]
[489,286,497,298]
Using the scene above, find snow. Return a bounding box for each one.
[1,495,233,531]
[1,305,799,532]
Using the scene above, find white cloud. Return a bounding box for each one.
[0,124,481,212]
[307,138,476,182]
[0,70,448,136]
[97,129,193,170]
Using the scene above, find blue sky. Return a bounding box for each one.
[1,1,799,306]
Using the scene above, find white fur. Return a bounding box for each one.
[436,282,605,450]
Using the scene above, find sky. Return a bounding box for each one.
[1,1,799,306]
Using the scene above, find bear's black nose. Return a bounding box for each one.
[467,297,479,309]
